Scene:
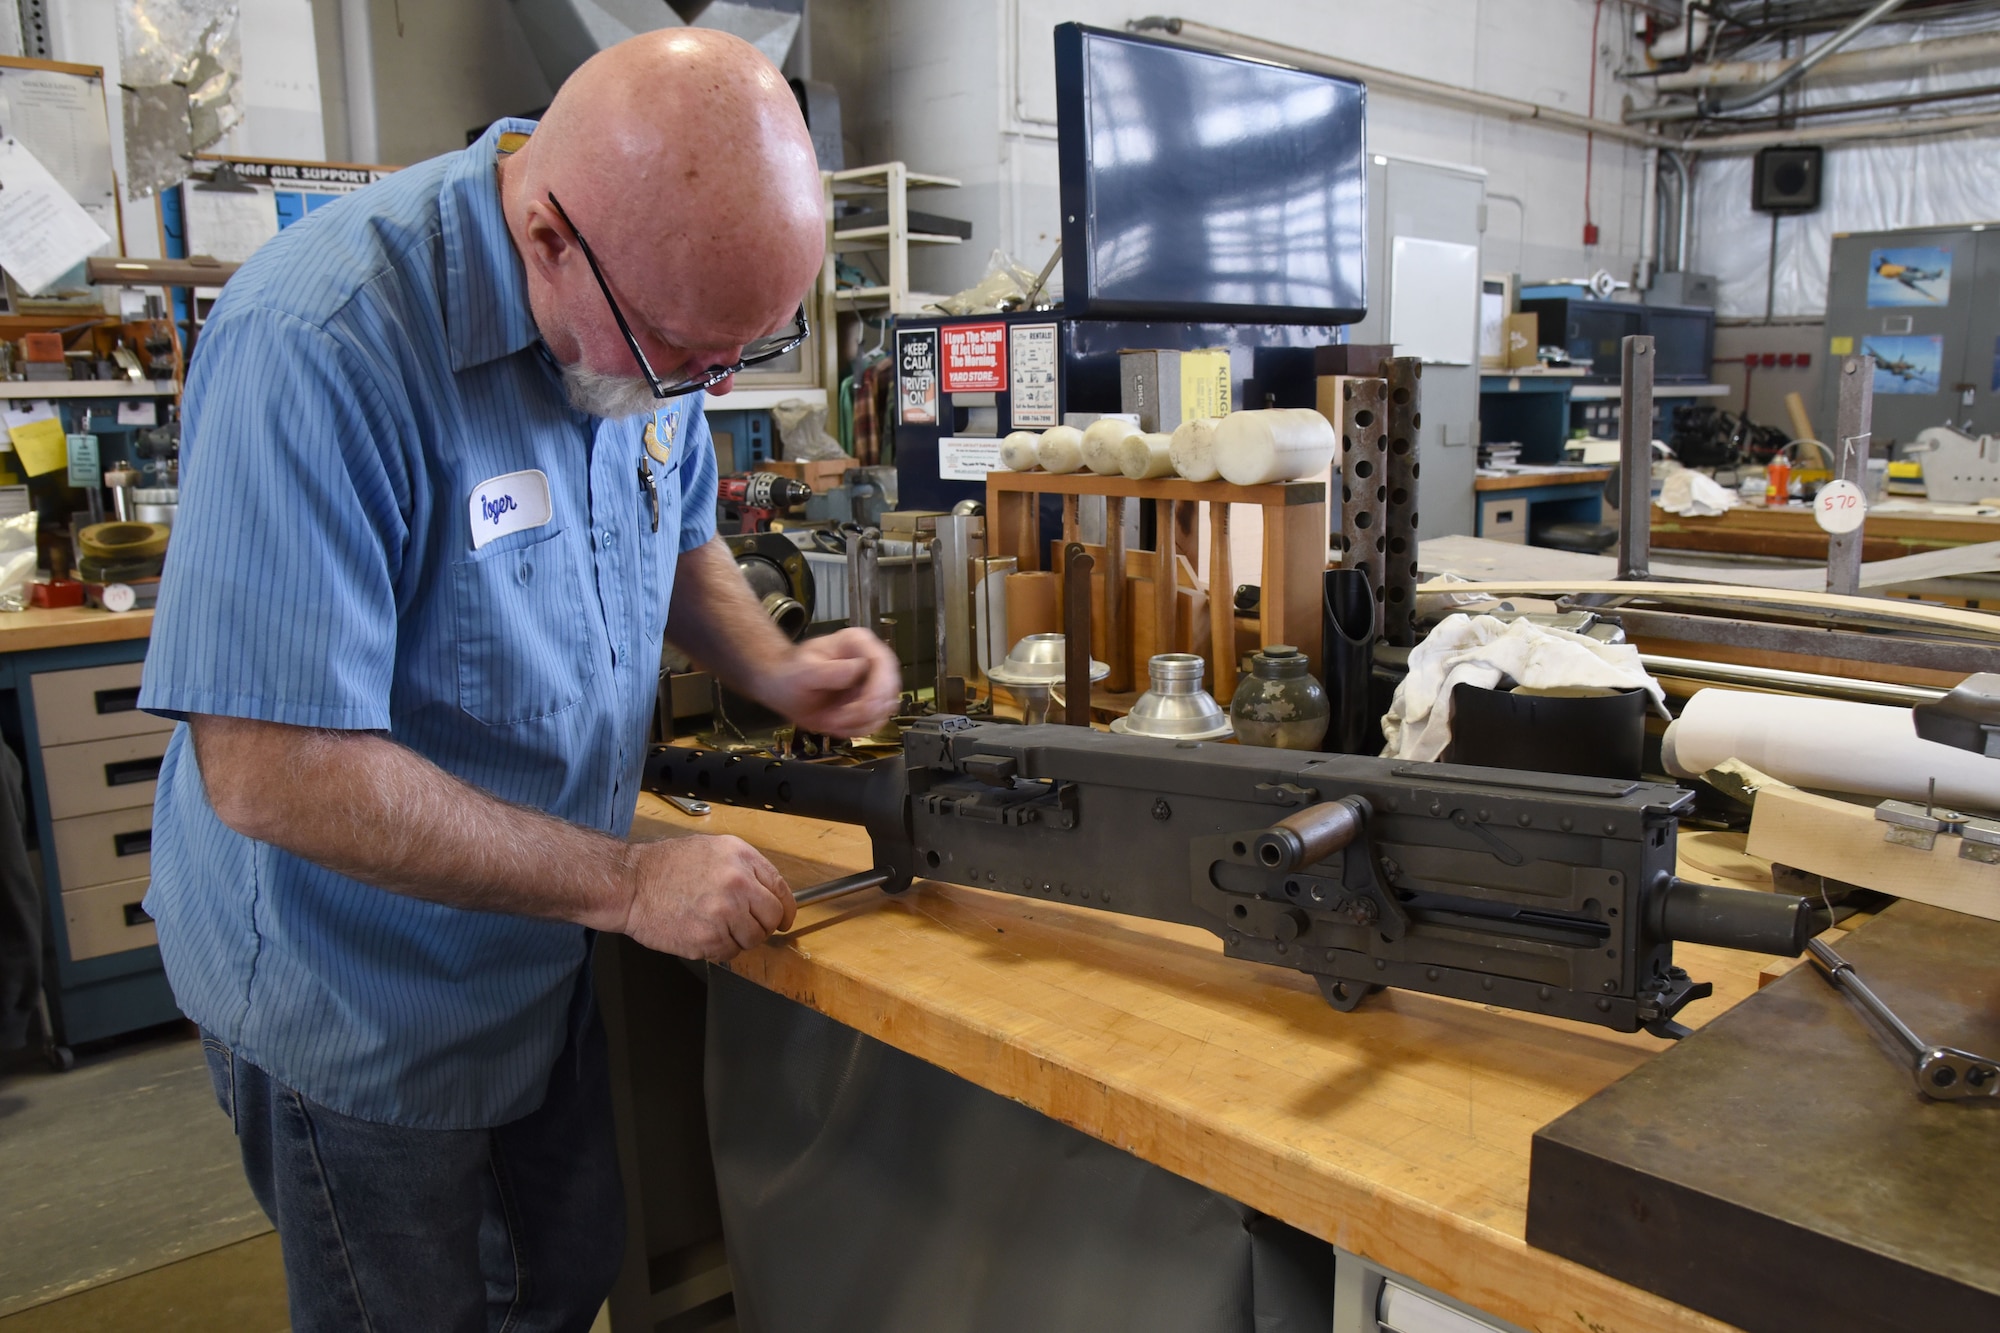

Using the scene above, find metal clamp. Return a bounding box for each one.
[1874,798,1967,851]
[1806,937,1999,1101]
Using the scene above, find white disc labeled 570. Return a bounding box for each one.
[1813,479,1868,534]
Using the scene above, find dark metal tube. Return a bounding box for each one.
[1618,336,1655,581]
[1321,567,1377,755]
[1063,542,1093,727]
[1381,357,1422,647]
[1652,877,1821,957]
[1337,375,1388,615]
[793,870,892,908]
[1253,796,1371,872]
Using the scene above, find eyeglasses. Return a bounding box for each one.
[545,191,810,399]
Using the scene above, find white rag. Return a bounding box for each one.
[1657,466,1739,517]
[1381,614,1667,762]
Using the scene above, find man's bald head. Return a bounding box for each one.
[499,29,825,415]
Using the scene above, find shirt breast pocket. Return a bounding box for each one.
[452,526,598,725]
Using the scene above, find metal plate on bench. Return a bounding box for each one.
[1527,901,2000,1333]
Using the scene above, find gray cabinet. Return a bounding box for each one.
[1347,155,1486,537]
[1819,223,1999,452]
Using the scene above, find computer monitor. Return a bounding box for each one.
[1054,23,1367,324]
[1644,304,1716,384]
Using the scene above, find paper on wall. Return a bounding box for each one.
[1,400,71,477]
[0,137,113,296]
[183,183,279,263]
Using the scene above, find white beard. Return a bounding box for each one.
[558,361,659,419]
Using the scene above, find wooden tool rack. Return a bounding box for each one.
[984,470,1327,700]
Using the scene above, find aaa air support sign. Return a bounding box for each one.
[940,322,1007,393]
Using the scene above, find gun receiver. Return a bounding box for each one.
[644,718,1820,1039]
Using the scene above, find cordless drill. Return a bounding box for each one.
[718,472,812,533]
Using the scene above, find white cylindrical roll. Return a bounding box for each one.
[1000,431,1041,471]
[1170,417,1224,482]
[1036,424,1085,474]
[1119,432,1175,480]
[1080,417,1137,475]
[1213,408,1338,486]
[1660,688,2000,812]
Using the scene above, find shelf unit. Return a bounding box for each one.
[0,381,178,400]
[824,163,963,333]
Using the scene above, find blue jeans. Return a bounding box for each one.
[200,1017,625,1333]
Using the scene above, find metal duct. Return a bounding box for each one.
[507,0,799,94]
[1630,0,1913,122]
[1653,27,2000,92]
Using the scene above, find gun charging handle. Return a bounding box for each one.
[1649,876,1825,957]
[1253,797,1373,872]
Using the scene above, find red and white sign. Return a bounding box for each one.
[940,321,1007,393]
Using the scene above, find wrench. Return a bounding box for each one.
[1806,937,1999,1101]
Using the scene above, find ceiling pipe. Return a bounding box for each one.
[1630,0,1912,122]
[1653,28,2000,92]
[1691,104,2000,151]
[1127,16,1669,147]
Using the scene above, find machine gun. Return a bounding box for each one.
[644,717,1822,1038]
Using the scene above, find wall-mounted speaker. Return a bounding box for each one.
[1753,146,1824,215]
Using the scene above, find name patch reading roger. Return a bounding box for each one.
[469,469,553,550]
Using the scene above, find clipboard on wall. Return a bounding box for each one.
[0,55,123,316]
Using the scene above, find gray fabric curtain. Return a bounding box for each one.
[705,969,1334,1333]
[0,743,44,1050]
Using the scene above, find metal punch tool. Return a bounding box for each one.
[1806,937,1999,1101]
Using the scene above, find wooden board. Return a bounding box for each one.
[1651,501,2000,559]
[985,470,1324,507]
[1474,468,1611,493]
[1413,577,2000,638]
[632,793,1770,1333]
[0,607,153,652]
[1745,784,2000,923]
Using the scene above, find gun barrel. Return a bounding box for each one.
[1253,797,1371,872]
[1653,877,1823,957]
[644,747,897,829]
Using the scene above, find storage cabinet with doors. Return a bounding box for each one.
[0,632,180,1047]
[1819,222,1998,453]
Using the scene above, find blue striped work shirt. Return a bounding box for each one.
[139,118,718,1128]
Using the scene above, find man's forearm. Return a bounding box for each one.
[665,536,796,703]
[192,716,636,932]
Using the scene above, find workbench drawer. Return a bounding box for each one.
[62,876,155,962]
[42,732,168,819]
[1479,496,1529,544]
[51,806,154,889]
[33,662,171,747]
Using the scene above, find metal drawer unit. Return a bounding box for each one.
[1478,496,1529,544]
[41,731,168,820]
[7,645,181,1048]
[61,877,157,962]
[50,805,154,891]
[32,661,174,746]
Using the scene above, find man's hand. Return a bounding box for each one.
[668,541,905,738]
[755,628,903,737]
[620,834,795,960]
[190,716,796,958]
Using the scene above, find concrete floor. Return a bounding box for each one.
[0,1026,283,1331]
[0,1027,630,1333]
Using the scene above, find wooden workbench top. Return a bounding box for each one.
[1474,467,1610,492]
[633,791,1764,1333]
[1652,499,2000,560]
[0,605,152,652]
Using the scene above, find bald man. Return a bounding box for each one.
[138,31,898,1332]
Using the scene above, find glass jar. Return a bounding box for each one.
[1229,645,1330,750]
